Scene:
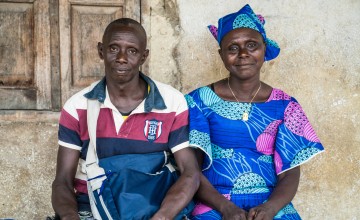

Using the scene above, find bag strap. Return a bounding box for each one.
[86,98,100,166]
[84,84,106,191]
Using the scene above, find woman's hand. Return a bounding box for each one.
[221,201,248,220]
[246,203,276,220]
[246,166,301,220]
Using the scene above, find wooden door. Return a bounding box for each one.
[0,0,140,110]
[0,0,51,109]
[59,0,140,106]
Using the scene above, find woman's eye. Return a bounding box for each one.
[228,45,239,52]
[247,42,258,49]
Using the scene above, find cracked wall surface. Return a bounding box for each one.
[0,0,359,219]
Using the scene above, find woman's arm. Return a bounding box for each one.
[52,146,81,220]
[247,166,300,220]
[194,149,248,220]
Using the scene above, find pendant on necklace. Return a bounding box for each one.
[242,112,249,121]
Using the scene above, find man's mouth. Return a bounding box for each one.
[116,69,130,73]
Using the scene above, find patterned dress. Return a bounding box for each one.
[185,86,324,220]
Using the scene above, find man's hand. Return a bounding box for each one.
[60,213,81,220]
[52,146,80,219]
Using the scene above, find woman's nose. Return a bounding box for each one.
[238,47,249,57]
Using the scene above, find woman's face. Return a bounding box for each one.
[219,28,265,80]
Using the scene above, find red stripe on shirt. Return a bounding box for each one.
[59,109,79,133]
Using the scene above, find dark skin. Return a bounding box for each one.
[52,22,200,220]
[194,28,301,220]
[97,23,149,114]
[52,147,80,220]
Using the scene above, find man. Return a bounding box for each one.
[51,18,200,220]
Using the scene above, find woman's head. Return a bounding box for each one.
[219,28,266,79]
[208,4,280,61]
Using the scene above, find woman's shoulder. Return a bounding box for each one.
[266,87,293,102]
[187,85,213,96]
[186,85,223,108]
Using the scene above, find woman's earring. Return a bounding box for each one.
[261,61,267,74]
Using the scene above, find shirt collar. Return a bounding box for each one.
[84,72,167,112]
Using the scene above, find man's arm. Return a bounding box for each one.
[247,166,300,220]
[52,146,81,220]
[151,147,201,220]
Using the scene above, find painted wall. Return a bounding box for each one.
[0,0,359,219]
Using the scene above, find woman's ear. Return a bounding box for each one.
[97,42,104,59]
[218,48,224,62]
[263,43,266,61]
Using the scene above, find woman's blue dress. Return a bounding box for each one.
[186,86,324,220]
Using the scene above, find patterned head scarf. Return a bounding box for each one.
[208,4,280,61]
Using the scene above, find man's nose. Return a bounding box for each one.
[116,50,128,63]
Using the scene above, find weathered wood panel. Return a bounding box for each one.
[0,3,34,87]
[34,0,51,109]
[0,1,52,110]
[60,0,140,106]
[0,0,140,110]
[71,5,123,87]
[49,0,61,110]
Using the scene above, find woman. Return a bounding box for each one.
[186,4,324,220]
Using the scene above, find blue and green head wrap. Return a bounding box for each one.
[208,4,280,61]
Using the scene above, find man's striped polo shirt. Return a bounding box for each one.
[58,72,189,194]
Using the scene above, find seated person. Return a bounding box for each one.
[51,18,200,220]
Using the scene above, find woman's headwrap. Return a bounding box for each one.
[208,4,280,61]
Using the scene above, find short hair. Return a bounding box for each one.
[102,18,147,45]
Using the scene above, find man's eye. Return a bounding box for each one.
[109,46,118,52]
[128,49,137,54]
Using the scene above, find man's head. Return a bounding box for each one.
[98,18,149,84]
[102,18,148,49]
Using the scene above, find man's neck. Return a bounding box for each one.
[106,76,147,114]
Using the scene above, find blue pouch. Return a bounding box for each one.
[90,152,194,220]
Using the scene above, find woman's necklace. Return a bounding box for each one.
[227,77,262,121]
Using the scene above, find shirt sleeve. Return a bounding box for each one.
[168,92,190,153]
[185,91,213,170]
[274,98,324,174]
[58,104,83,151]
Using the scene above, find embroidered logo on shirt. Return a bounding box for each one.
[144,119,163,142]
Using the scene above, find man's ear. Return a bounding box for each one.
[97,42,104,59]
[140,49,149,65]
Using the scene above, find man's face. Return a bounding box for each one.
[98,24,149,84]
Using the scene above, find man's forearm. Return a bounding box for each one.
[52,181,79,219]
[152,171,200,219]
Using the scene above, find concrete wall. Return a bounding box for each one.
[0,0,359,219]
